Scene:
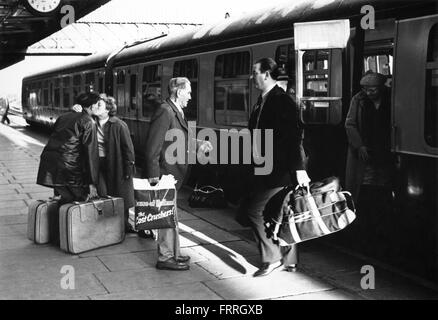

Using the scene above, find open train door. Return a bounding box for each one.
[293,20,350,180]
[393,15,438,158]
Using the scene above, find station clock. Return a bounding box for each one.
[23,0,63,16]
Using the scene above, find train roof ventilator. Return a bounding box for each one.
[294,19,350,125]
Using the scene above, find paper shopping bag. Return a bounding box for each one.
[133,175,177,230]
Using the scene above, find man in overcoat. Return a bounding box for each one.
[241,57,310,277]
[143,77,211,271]
[37,92,100,203]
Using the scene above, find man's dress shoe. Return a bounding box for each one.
[156,258,190,271]
[176,255,191,263]
[253,261,283,277]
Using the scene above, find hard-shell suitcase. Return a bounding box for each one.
[27,198,59,244]
[59,197,125,254]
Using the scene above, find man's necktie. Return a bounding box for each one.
[254,95,264,159]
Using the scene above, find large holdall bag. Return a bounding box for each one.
[59,197,125,254]
[266,177,356,246]
[27,198,60,244]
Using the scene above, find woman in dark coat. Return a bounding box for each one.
[93,94,135,231]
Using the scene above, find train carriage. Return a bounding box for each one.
[22,0,438,282]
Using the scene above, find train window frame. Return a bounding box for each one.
[54,78,61,108]
[72,74,82,102]
[85,72,95,93]
[173,59,198,121]
[275,44,296,90]
[214,51,250,127]
[141,64,162,119]
[62,76,71,109]
[115,69,126,115]
[425,23,438,148]
[302,49,331,98]
[42,79,49,106]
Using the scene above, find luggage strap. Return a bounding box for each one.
[306,193,331,235]
[287,206,302,243]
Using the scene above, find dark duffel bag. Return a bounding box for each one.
[266,177,356,245]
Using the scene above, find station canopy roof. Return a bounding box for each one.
[0,0,112,70]
[0,0,202,70]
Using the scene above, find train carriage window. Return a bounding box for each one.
[42,80,49,106]
[63,77,71,108]
[214,51,250,126]
[173,59,198,120]
[98,73,104,93]
[54,78,61,108]
[142,64,162,118]
[275,44,296,88]
[73,75,82,101]
[116,70,126,114]
[36,82,42,105]
[302,50,329,97]
[85,72,95,93]
[130,74,137,110]
[425,24,438,148]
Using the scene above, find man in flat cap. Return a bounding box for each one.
[345,72,393,202]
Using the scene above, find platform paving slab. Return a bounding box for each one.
[195,241,260,261]
[27,191,56,200]
[0,223,27,236]
[0,234,40,251]
[94,264,217,294]
[356,282,438,300]
[0,256,109,281]
[90,282,223,300]
[0,193,31,201]
[196,256,259,279]
[273,288,362,300]
[203,269,334,300]
[92,246,208,272]
[78,236,158,258]
[0,199,27,209]
[0,273,107,300]
[0,213,27,224]
[0,207,28,216]
[0,246,73,264]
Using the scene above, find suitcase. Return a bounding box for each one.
[59,197,125,254]
[27,198,60,244]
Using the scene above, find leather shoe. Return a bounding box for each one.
[176,255,191,263]
[253,261,283,277]
[285,264,297,272]
[156,258,189,271]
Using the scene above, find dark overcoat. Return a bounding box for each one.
[248,85,306,190]
[345,89,392,200]
[37,111,99,188]
[142,98,189,191]
[101,116,135,209]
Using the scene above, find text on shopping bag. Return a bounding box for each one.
[134,188,177,230]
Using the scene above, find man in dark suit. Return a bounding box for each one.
[143,77,211,271]
[243,57,310,277]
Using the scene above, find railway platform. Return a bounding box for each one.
[1,115,438,301]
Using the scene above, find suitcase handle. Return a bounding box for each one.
[75,197,117,222]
